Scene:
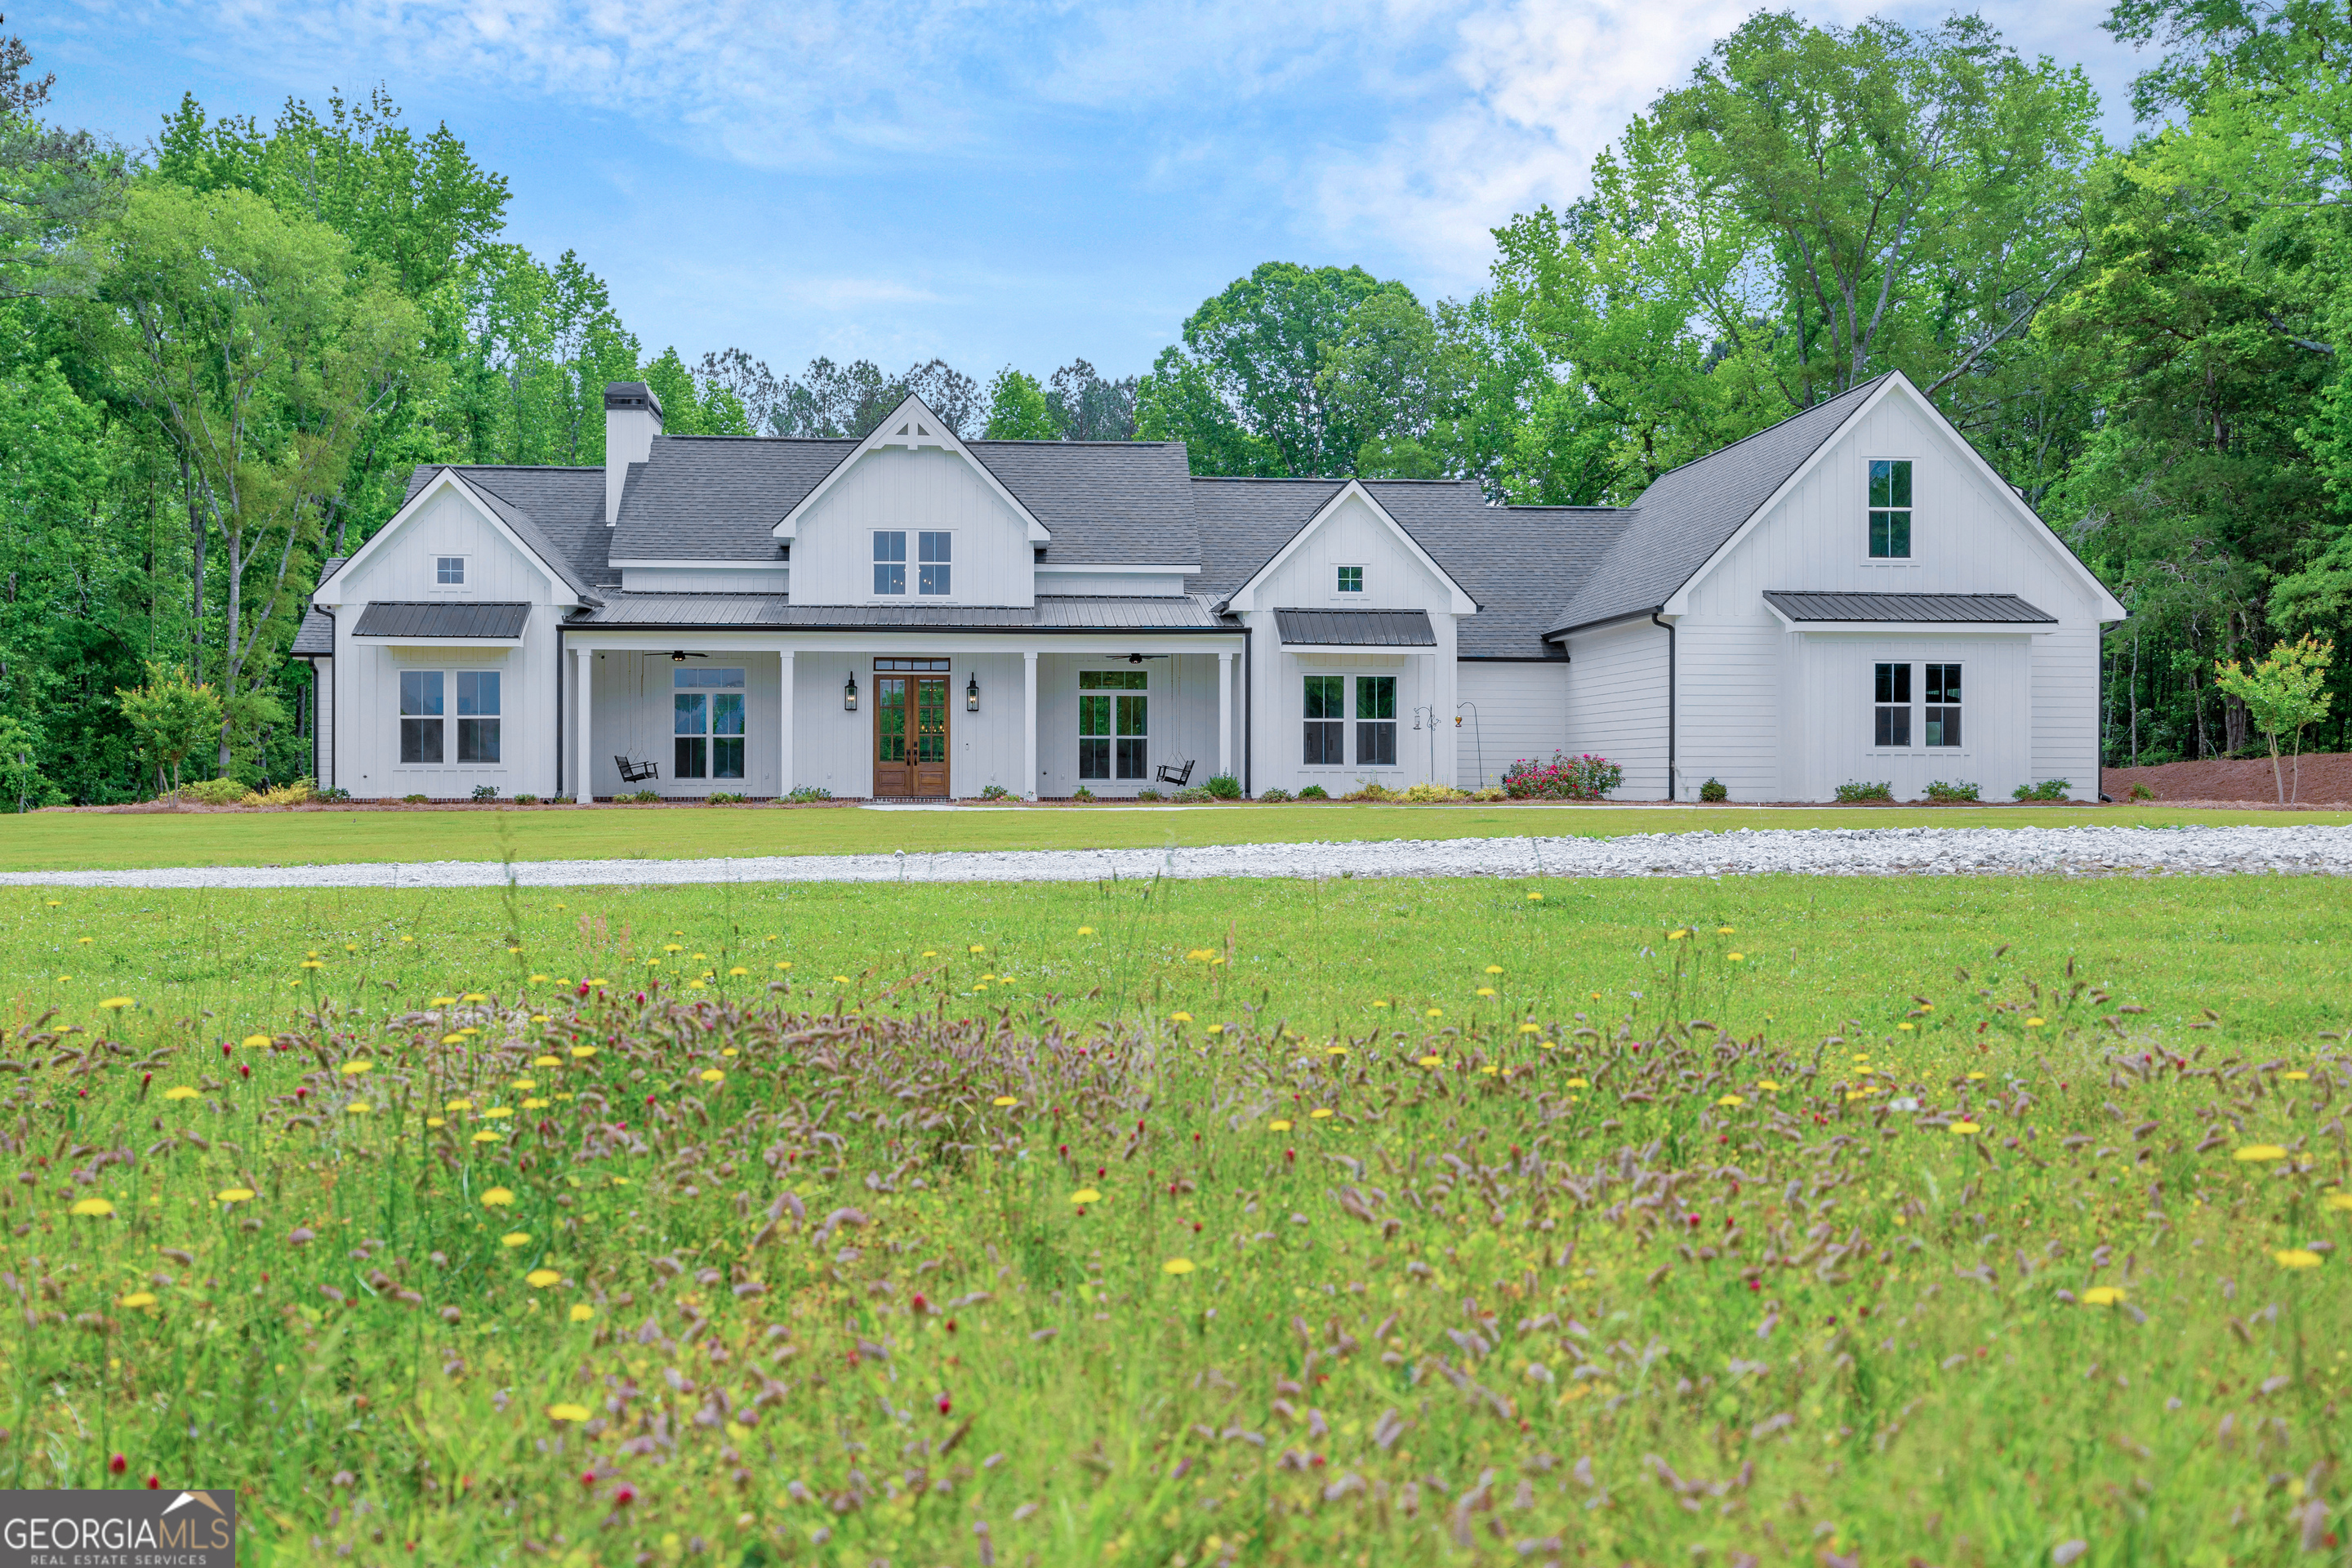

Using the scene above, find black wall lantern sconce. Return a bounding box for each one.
[965,673,981,713]
[843,670,859,712]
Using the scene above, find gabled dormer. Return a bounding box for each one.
[771,395,1050,608]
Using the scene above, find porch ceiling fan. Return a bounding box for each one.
[669,649,707,662]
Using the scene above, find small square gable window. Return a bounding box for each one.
[435,555,467,586]
[1335,565,1364,594]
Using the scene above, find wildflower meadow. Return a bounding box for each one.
[0,875,2345,1566]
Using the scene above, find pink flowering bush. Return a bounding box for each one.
[1501,751,1624,800]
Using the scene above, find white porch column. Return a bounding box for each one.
[572,647,593,803]
[777,648,795,800]
[1216,650,1234,782]
[1022,651,1040,800]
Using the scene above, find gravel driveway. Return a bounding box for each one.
[3,823,2350,889]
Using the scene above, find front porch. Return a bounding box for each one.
[566,632,1244,801]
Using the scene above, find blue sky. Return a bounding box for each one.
[27,0,2144,385]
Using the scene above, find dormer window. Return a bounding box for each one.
[1335,565,1364,594]
[873,531,906,595]
[435,555,467,586]
[1868,460,1912,559]
[919,531,951,595]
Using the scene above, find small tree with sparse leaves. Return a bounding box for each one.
[2212,636,2335,804]
[116,662,223,801]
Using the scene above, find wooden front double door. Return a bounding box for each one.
[872,662,951,798]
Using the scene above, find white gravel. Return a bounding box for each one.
[3,823,2350,890]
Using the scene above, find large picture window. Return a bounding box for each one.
[1355,675,1396,766]
[1869,459,1913,559]
[455,671,500,764]
[1303,675,1344,765]
[873,531,906,595]
[399,670,443,764]
[1925,662,1962,747]
[1077,670,1147,780]
[675,667,746,781]
[1873,662,1912,747]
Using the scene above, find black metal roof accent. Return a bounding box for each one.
[352,601,533,639]
[1273,608,1437,646]
[1762,590,2055,624]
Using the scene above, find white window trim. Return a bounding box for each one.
[1864,455,1917,564]
[395,667,505,769]
[430,554,471,593]
[1330,564,1368,600]
[1298,670,1402,771]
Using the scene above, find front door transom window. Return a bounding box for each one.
[675,667,746,781]
[1078,670,1147,781]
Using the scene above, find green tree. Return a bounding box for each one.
[982,368,1059,439]
[0,32,125,301]
[89,182,436,774]
[2213,635,2335,800]
[0,712,45,811]
[115,661,221,797]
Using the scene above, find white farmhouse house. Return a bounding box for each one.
[292,371,2123,803]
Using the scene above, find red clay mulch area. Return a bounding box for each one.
[2101,751,2352,805]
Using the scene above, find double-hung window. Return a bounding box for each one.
[399,670,443,764]
[1869,459,1912,559]
[455,672,500,763]
[1924,663,1962,747]
[1303,675,1345,765]
[1077,670,1147,780]
[873,531,906,595]
[1355,675,1396,765]
[1873,662,1911,746]
[675,668,746,780]
[918,531,951,595]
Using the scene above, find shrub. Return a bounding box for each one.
[2129,782,2155,801]
[1071,786,1095,803]
[978,783,1013,800]
[1174,786,1214,802]
[1342,782,1397,802]
[783,786,833,803]
[626,789,661,804]
[1297,784,1330,800]
[175,776,250,806]
[314,786,350,802]
[2011,778,2072,802]
[1834,781,1893,803]
[402,792,430,804]
[1400,782,1464,802]
[1472,786,1505,802]
[470,783,499,802]
[1136,787,1165,802]
[247,777,314,807]
[1205,773,1242,800]
[1257,787,1293,802]
[1502,751,1624,801]
[1923,780,1979,803]
[707,791,746,805]
[513,793,539,805]
[1699,777,1728,803]
[546,795,574,805]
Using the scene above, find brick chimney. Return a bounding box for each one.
[604,381,662,525]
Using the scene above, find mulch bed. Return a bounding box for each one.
[2100,751,2352,806]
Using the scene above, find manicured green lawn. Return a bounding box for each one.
[3,799,2343,871]
[0,873,2344,1565]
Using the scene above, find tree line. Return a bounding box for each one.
[1,0,2345,803]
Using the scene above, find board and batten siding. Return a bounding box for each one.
[1034,653,1223,799]
[1782,632,2034,802]
[1033,572,1187,599]
[314,659,335,790]
[1454,662,1568,791]
[789,447,1036,608]
[584,651,783,800]
[1560,617,1669,800]
[328,485,564,798]
[621,567,788,594]
[1677,384,2109,800]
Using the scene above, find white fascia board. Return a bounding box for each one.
[1224,480,1477,616]
[771,394,1052,545]
[609,559,788,570]
[315,469,574,608]
[1664,373,2127,621]
[568,629,1244,656]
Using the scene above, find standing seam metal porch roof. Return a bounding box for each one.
[353,602,533,639]
[567,594,1238,631]
[1762,590,2055,624]
[1273,608,1437,646]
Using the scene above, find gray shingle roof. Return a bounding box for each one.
[291,556,342,656]
[1188,479,1630,658]
[1547,376,1890,636]
[353,601,533,639]
[1274,608,1436,646]
[572,594,1235,632]
[399,466,612,597]
[603,435,1200,567]
[1762,590,2054,624]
